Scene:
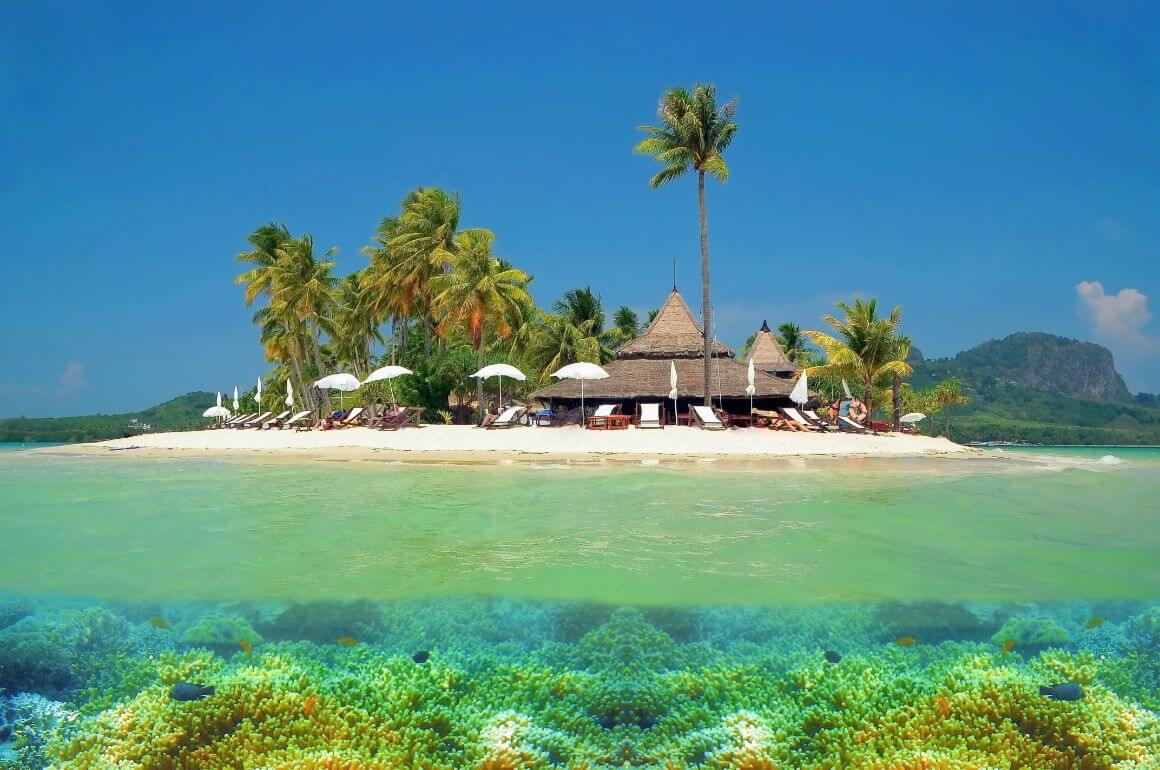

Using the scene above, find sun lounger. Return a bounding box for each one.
[239,412,273,428]
[782,407,826,432]
[486,405,527,429]
[262,411,291,429]
[335,407,365,427]
[534,406,582,427]
[221,413,253,428]
[691,405,727,431]
[587,404,625,430]
[379,407,425,431]
[838,415,872,434]
[637,403,663,429]
[283,411,312,430]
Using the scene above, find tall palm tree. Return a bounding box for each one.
[635,83,738,406]
[389,188,463,359]
[606,306,640,349]
[524,311,603,382]
[332,272,385,377]
[553,287,614,362]
[804,298,912,417]
[234,222,292,306]
[269,234,338,409]
[933,379,968,439]
[889,333,912,432]
[431,229,532,410]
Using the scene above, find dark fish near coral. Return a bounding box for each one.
[1084,616,1105,629]
[1002,639,1015,656]
[239,640,252,657]
[1039,682,1083,702]
[336,636,358,646]
[413,650,430,664]
[147,617,170,630]
[823,651,841,664]
[170,682,215,701]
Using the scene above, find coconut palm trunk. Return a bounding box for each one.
[309,328,331,413]
[698,171,713,406]
[892,372,902,432]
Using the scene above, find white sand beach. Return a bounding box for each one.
[63,425,968,460]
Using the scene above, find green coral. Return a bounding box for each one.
[181,616,263,653]
[989,616,1070,649]
[1125,605,1160,648]
[47,611,1158,770]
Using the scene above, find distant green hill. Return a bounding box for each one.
[912,333,1160,445]
[0,392,214,443]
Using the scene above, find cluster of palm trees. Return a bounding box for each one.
[233,190,650,416]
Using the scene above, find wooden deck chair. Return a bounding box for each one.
[485,405,527,429]
[336,407,365,427]
[782,407,825,432]
[262,411,291,429]
[379,407,425,431]
[586,403,620,430]
[691,405,727,431]
[283,411,312,430]
[239,412,273,429]
[637,403,663,429]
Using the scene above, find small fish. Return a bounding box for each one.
[1084,616,1105,629]
[239,640,251,657]
[934,694,951,717]
[336,636,358,646]
[1039,682,1084,702]
[170,682,214,702]
[412,650,430,664]
[1002,639,1015,656]
[823,651,841,664]
[895,636,918,646]
[303,694,319,718]
[147,617,170,630]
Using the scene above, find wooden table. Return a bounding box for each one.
[587,414,631,430]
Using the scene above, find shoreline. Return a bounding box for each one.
[48,424,973,463]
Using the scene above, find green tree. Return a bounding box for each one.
[432,229,532,411]
[635,83,738,405]
[804,298,912,417]
[889,333,913,432]
[933,379,969,439]
[776,323,810,363]
[606,305,640,349]
[332,273,385,377]
[523,309,603,382]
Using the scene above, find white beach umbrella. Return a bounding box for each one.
[233,386,240,412]
[746,357,756,416]
[790,371,810,407]
[203,405,231,420]
[314,373,361,410]
[900,412,926,424]
[551,362,609,426]
[285,378,294,408]
[470,363,526,408]
[669,361,679,423]
[255,376,263,410]
[363,365,413,406]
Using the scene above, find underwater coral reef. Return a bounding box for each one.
[0,596,1156,769]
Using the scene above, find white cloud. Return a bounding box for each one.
[56,362,86,396]
[1075,281,1152,339]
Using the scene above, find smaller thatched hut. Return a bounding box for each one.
[746,321,798,378]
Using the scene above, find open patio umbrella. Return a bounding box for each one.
[746,358,756,417]
[550,362,609,427]
[314,373,361,411]
[363,365,413,406]
[669,361,678,424]
[470,363,525,409]
[790,371,810,408]
[900,412,925,424]
[203,405,231,421]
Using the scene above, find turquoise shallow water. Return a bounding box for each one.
[0,445,1156,768]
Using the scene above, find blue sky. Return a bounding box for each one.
[1,1,1157,416]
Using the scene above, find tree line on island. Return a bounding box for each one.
[233,82,966,433]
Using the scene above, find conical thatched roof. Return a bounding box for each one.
[616,290,732,359]
[746,320,798,376]
[530,290,795,401]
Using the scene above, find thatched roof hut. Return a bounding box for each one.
[530,289,795,406]
[746,320,798,377]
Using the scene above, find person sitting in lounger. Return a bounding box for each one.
[847,399,868,424]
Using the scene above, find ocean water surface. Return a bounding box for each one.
[0,445,1156,768]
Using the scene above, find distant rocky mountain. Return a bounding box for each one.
[937,332,1130,401]
[0,391,214,443]
[911,334,1157,445]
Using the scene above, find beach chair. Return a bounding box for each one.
[239,412,273,429]
[379,407,424,431]
[804,409,831,427]
[782,407,826,432]
[262,411,291,429]
[535,406,582,427]
[637,403,663,429]
[486,405,527,429]
[691,405,727,431]
[222,413,253,428]
[586,404,621,430]
[283,411,312,430]
[838,415,872,434]
[336,407,365,428]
